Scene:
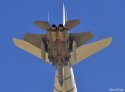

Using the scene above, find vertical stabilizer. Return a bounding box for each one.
[66,10,68,22]
[63,3,66,26]
[48,11,50,22]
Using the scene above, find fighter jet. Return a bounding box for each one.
[13,4,112,92]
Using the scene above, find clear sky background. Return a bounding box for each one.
[0,0,125,92]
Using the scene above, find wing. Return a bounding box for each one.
[23,33,47,49]
[34,20,50,31]
[13,38,50,63]
[65,19,80,30]
[69,31,93,47]
[70,37,112,65]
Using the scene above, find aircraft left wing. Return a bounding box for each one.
[70,37,112,65]
[13,38,50,63]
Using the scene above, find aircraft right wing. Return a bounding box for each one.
[70,37,112,65]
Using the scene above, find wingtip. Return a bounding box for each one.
[77,19,80,23]
[34,20,38,25]
[106,36,112,46]
[13,38,22,46]
[13,38,18,44]
[109,36,112,40]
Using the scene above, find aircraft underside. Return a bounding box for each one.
[13,3,112,92]
[13,37,112,92]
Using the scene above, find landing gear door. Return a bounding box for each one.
[70,40,78,66]
[41,40,46,62]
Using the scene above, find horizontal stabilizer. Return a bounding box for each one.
[13,38,49,63]
[34,20,50,31]
[65,19,80,30]
[70,37,112,65]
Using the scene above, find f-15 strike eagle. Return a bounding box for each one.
[13,4,112,92]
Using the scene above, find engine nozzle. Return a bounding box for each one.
[51,24,57,31]
[58,24,64,31]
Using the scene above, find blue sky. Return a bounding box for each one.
[0,0,125,92]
